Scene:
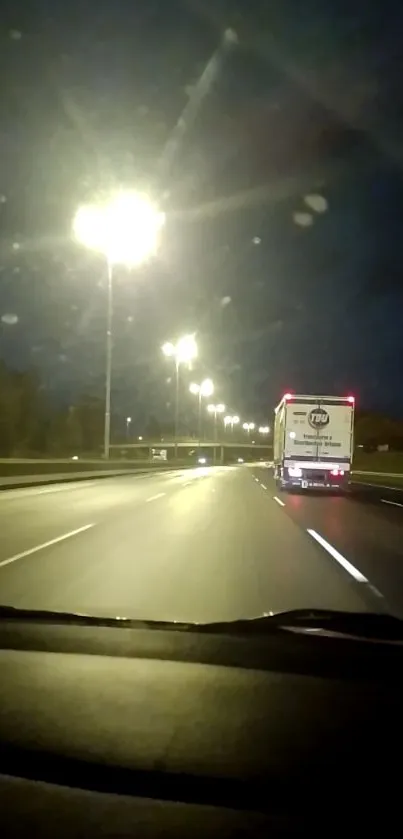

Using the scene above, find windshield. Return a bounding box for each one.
[0,2,401,625]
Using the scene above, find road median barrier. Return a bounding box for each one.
[0,459,194,490]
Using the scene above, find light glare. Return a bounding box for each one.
[73,191,165,266]
[176,334,198,363]
[162,342,175,357]
[162,335,197,363]
[200,378,214,397]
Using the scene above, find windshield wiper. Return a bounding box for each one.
[0,605,194,631]
[0,605,135,627]
[193,609,403,641]
[0,605,189,630]
[0,605,401,641]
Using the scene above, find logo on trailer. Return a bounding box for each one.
[308,407,330,430]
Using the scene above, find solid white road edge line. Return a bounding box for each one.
[307,528,368,583]
[0,524,95,569]
[273,496,285,507]
[381,498,403,508]
[146,493,166,502]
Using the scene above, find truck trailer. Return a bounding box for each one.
[273,393,355,491]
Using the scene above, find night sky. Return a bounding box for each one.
[1,0,403,428]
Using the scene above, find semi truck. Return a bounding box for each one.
[273,393,355,491]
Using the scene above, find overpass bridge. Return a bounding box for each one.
[110,439,273,465]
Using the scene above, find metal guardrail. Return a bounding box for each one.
[0,460,194,490]
[110,441,273,450]
[2,460,403,493]
[353,470,403,478]
[350,470,403,492]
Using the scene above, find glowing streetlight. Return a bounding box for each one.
[242,422,255,437]
[259,426,270,434]
[224,415,240,433]
[189,379,214,398]
[73,192,164,266]
[207,403,225,442]
[190,379,214,444]
[162,334,198,455]
[208,403,225,415]
[126,416,132,440]
[73,191,164,459]
[162,341,175,357]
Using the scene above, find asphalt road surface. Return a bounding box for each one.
[0,464,401,622]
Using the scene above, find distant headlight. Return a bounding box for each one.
[198,457,206,465]
[237,457,244,463]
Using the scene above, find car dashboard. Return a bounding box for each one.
[0,620,402,836]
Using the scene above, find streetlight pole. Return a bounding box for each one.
[208,404,225,440]
[174,358,180,459]
[212,408,218,465]
[208,404,225,463]
[197,390,203,446]
[73,191,165,461]
[190,379,214,448]
[126,416,132,440]
[224,415,240,435]
[104,259,113,459]
[163,335,198,460]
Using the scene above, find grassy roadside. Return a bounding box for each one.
[352,452,403,487]
[351,472,403,487]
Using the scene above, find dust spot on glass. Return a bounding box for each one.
[304,194,328,213]
[293,212,314,227]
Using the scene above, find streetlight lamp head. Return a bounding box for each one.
[224,415,232,425]
[73,191,164,266]
[216,404,225,413]
[242,422,249,430]
[127,417,132,423]
[249,423,255,430]
[207,404,215,414]
[232,416,240,424]
[162,342,175,357]
[200,378,214,397]
[176,334,198,364]
[189,383,200,395]
[73,204,105,253]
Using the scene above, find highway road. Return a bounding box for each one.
[0,464,401,622]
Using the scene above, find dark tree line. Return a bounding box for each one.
[0,362,105,457]
[2,360,403,457]
[354,412,403,451]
